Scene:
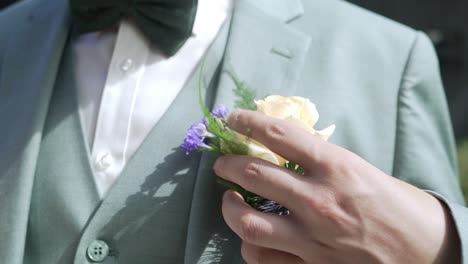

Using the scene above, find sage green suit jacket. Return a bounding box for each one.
[1,0,467,263]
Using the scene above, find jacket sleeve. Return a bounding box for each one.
[392,31,468,262]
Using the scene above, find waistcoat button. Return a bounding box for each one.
[87,240,110,263]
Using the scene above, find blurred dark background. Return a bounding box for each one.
[2,0,468,198]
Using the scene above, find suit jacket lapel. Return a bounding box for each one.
[0,0,70,262]
[185,0,310,263]
[250,0,305,23]
[210,0,310,112]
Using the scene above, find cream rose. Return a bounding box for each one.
[243,96,335,166]
[255,96,336,140]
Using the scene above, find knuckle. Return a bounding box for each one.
[299,143,325,171]
[315,202,339,221]
[337,152,359,173]
[317,160,336,177]
[303,189,341,222]
[312,151,353,178]
[239,214,261,244]
[242,161,261,187]
[264,123,287,141]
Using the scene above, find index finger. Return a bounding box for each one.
[227,110,335,171]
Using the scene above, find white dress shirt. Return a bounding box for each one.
[73,0,233,198]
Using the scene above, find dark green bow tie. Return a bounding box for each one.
[70,0,198,56]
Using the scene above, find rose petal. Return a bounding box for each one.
[314,124,336,141]
[245,139,287,167]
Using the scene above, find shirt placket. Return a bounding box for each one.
[91,21,150,197]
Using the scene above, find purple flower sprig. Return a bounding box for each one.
[181,105,232,155]
[181,123,213,155]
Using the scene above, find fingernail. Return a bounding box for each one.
[223,190,241,202]
[222,191,231,202]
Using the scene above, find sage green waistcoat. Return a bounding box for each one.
[24,22,230,264]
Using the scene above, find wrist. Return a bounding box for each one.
[387,179,461,263]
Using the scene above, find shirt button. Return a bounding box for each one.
[87,240,110,263]
[120,58,133,72]
[95,153,113,172]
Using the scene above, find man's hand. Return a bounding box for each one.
[214,110,460,264]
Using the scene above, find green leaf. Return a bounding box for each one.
[224,68,257,110]
[198,61,213,120]
[198,62,249,155]
[285,162,305,176]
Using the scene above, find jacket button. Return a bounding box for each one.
[87,240,110,263]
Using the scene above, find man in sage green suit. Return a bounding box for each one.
[0,0,467,263]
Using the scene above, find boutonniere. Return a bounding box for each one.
[182,65,335,215]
